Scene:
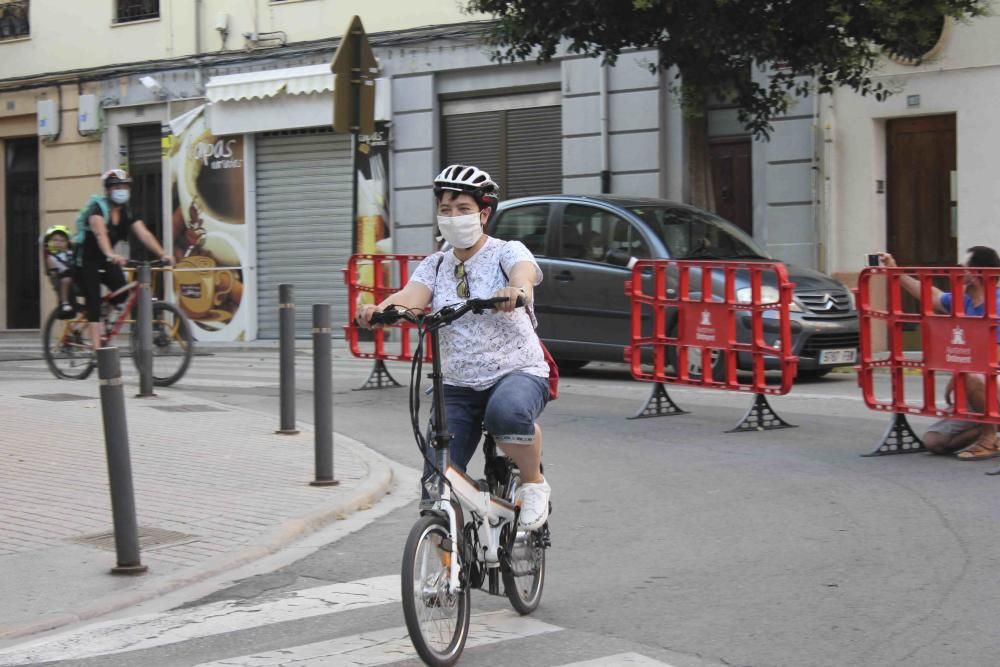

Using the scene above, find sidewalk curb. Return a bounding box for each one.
[0,387,397,644]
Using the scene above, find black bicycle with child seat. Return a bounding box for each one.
[42,259,194,386]
[370,296,550,667]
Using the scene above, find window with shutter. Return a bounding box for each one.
[443,104,562,200]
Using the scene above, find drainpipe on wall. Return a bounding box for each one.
[821,94,837,276]
[599,62,610,194]
[195,0,202,54]
[811,83,822,272]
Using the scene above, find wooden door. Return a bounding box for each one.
[709,138,753,235]
[886,115,956,266]
[5,138,39,329]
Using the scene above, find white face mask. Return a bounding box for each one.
[436,212,483,249]
[110,190,130,205]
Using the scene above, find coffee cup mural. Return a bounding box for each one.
[186,129,245,225]
[168,108,249,340]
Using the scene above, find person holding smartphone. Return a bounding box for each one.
[877,246,1000,460]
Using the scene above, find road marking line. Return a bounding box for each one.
[192,610,561,666]
[554,652,676,666]
[0,576,401,665]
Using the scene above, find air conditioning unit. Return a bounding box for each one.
[37,99,60,140]
[78,95,101,134]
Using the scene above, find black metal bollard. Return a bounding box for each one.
[135,263,155,398]
[310,304,338,486]
[97,348,148,575]
[276,284,299,434]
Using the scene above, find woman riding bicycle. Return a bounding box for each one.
[75,169,174,352]
[357,164,552,531]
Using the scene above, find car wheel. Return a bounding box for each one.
[554,359,589,373]
[665,322,728,382]
[797,367,833,379]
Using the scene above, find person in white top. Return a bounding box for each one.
[357,165,552,531]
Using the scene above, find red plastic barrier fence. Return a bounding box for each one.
[857,266,1000,455]
[343,253,429,363]
[625,259,798,429]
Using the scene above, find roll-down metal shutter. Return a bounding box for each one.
[256,128,352,339]
[128,125,162,166]
[443,105,562,199]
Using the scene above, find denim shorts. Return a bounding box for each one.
[426,371,549,475]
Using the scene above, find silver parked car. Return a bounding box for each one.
[488,195,859,379]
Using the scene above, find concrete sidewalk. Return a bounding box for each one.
[0,372,398,642]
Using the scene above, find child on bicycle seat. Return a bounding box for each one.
[356,164,552,531]
[42,225,77,319]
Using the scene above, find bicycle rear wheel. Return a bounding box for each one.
[130,302,194,387]
[42,308,94,380]
[401,514,470,667]
[502,470,547,615]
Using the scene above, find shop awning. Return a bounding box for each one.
[205,64,334,103]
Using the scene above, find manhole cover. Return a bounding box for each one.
[21,393,95,402]
[72,527,198,551]
[148,404,227,413]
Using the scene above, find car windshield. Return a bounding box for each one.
[627,206,769,260]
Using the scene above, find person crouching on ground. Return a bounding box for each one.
[879,246,1000,460]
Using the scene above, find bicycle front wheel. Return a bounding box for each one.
[502,471,546,615]
[130,302,194,387]
[42,308,94,380]
[401,514,470,667]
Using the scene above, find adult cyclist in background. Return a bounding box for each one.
[356,164,552,531]
[75,169,174,352]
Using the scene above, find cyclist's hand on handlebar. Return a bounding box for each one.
[108,254,128,267]
[160,254,176,267]
[492,286,529,313]
[356,303,382,329]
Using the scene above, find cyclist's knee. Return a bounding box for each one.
[484,405,535,445]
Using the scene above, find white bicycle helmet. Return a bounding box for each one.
[433,164,500,208]
[102,168,132,188]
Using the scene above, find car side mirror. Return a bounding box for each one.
[605,248,632,267]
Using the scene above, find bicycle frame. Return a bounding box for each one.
[101,281,139,343]
[421,310,520,596]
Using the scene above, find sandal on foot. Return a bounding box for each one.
[955,439,1000,461]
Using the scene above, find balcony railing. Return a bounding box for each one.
[115,0,159,24]
[0,0,30,41]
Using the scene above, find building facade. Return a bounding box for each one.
[818,12,1000,288]
[4,1,987,338]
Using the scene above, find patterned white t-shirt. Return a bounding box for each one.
[409,236,549,391]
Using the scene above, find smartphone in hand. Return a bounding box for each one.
[866,253,881,267]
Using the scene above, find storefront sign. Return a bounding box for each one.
[354,121,391,304]
[166,108,250,341]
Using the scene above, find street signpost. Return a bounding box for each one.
[331,15,379,256]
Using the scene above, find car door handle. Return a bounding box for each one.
[555,270,574,282]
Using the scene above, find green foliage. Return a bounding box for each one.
[465,0,988,137]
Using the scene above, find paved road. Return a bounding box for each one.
[3,350,1000,666]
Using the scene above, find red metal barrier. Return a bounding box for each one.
[625,259,798,430]
[857,266,1000,455]
[343,253,429,388]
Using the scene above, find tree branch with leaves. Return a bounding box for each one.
[466,1,987,208]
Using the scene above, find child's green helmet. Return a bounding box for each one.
[44,224,71,254]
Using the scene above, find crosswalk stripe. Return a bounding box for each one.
[554,653,675,666]
[0,576,401,665]
[192,610,561,667]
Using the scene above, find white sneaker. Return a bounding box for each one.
[515,477,550,531]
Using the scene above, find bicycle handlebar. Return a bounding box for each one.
[124,259,171,268]
[368,296,525,327]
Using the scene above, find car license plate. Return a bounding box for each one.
[819,348,857,365]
